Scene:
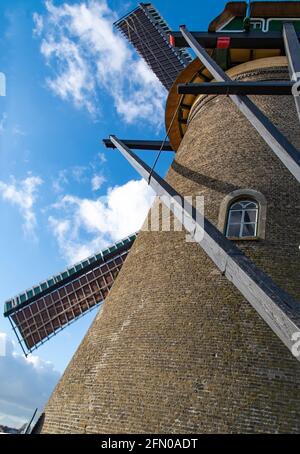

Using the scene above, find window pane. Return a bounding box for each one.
[230,202,243,210]
[244,209,257,223]
[227,224,241,237]
[244,201,257,209]
[228,210,242,224]
[242,223,256,237]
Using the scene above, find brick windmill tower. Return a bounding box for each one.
[4,2,300,433]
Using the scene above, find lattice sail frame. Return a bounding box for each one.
[4,234,137,354]
[114,2,192,90]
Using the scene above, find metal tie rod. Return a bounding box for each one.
[110,135,300,362]
[283,23,300,124]
[180,25,300,184]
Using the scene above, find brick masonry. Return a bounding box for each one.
[41,58,300,434]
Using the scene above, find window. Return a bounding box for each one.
[218,189,267,240]
[226,200,258,238]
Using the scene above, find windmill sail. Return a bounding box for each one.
[4,234,137,354]
[114,2,192,90]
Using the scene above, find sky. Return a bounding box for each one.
[0,0,231,428]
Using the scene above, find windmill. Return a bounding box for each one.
[4,1,300,433]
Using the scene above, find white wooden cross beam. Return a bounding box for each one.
[110,135,300,362]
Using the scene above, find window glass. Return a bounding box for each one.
[226,200,258,238]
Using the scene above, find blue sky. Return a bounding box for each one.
[0,0,230,427]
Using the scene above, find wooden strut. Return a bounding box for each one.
[179,25,300,184]
[103,139,174,151]
[283,22,300,124]
[177,81,294,96]
[169,31,300,49]
[109,135,300,362]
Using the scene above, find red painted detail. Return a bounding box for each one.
[169,34,175,47]
[216,36,231,49]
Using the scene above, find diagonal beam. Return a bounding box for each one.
[179,25,300,184]
[110,134,300,362]
[283,22,300,123]
[177,81,294,96]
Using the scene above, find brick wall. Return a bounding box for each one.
[41,58,300,434]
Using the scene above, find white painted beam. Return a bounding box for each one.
[110,135,300,361]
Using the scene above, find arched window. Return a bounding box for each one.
[226,199,258,238]
[218,189,267,240]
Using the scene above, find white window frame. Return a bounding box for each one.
[226,200,259,238]
[218,189,267,241]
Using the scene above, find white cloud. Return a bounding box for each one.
[35,0,166,126]
[0,332,60,428]
[52,157,106,193]
[41,36,96,114]
[33,12,44,36]
[71,165,88,183]
[0,115,27,138]
[12,125,26,136]
[91,174,105,191]
[0,175,43,236]
[98,152,106,164]
[0,112,7,134]
[52,169,68,193]
[49,178,154,264]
